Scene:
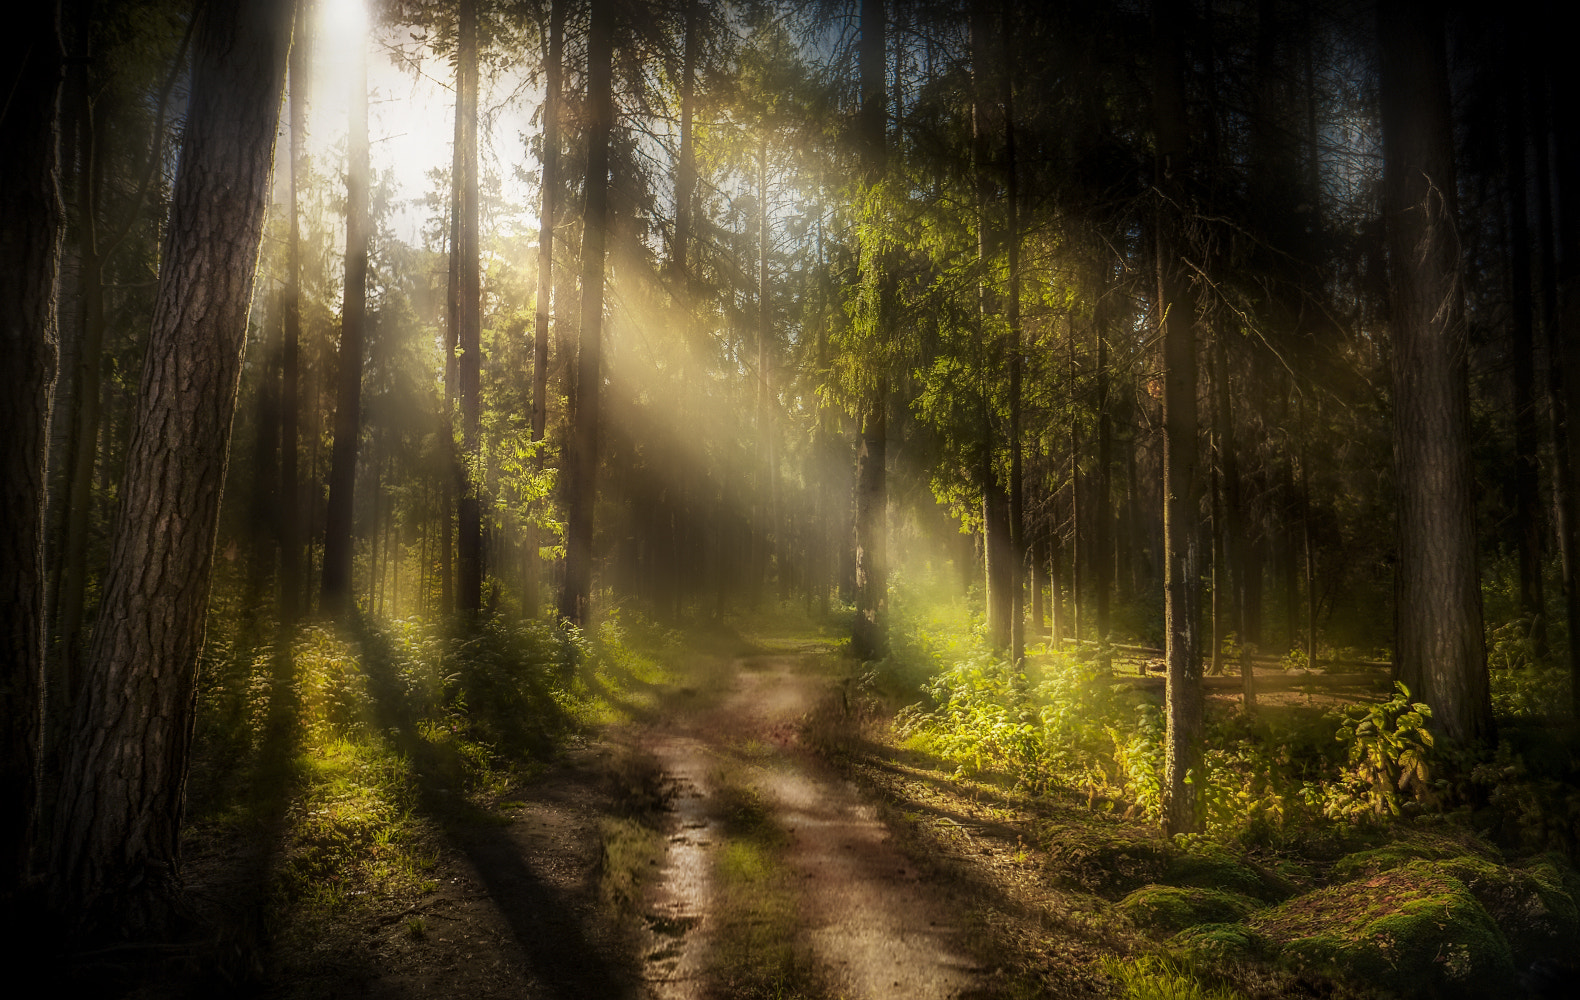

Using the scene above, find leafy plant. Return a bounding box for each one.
[1329,682,1435,818]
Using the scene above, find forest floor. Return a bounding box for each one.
[106,619,1573,1000]
[228,630,1051,999]
[135,623,1138,999]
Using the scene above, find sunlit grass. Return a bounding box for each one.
[276,736,438,917]
[708,770,816,999]
[1100,955,1245,1000]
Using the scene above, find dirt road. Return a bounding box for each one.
[633,653,985,999]
[251,647,998,1000]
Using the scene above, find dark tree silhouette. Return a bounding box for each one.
[49,0,290,930]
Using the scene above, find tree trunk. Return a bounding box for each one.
[971,0,1007,652]
[321,21,369,616]
[1213,329,1253,707]
[247,303,283,613]
[280,0,307,626]
[1532,63,1579,720]
[0,0,63,901]
[456,0,482,614]
[1069,325,1082,646]
[1378,0,1491,744]
[53,100,106,701]
[1095,270,1113,671]
[50,0,288,929]
[984,446,1011,648]
[527,0,563,619]
[1002,7,1023,665]
[562,0,613,627]
[1154,0,1203,836]
[853,385,888,659]
[753,135,772,605]
[1501,29,1545,654]
[851,0,887,660]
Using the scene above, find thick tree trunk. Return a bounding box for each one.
[321,23,369,616]
[1378,0,1491,744]
[1154,0,1203,836]
[53,102,106,700]
[0,0,63,901]
[1532,65,1580,720]
[562,0,613,627]
[50,0,288,929]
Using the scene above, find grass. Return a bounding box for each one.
[1100,955,1244,1000]
[182,604,682,987]
[707,768,821,1000]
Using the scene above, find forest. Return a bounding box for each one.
[2,0,1579,997]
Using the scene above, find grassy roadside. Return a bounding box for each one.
[171,607,687,993]
[808,593,1580,1000]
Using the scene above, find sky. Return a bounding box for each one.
[289,0,540,246]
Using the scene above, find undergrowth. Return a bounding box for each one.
[187,603,681,974]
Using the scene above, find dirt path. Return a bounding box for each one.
[632,653,985,1000]
[243,646,997,1000]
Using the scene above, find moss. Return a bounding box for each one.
[1328,830,1498,881]
[1166,846,1291,901]
[1046,832,1173,898]
[1329,841,1459,881]
[1431,855,1580,965]
[1168,922,1264,965]
[1252,861,1513,998]
[1119,885,1261,934]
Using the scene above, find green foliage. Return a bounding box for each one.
[897,644,1122,794]
[1250,861,1515,999]
[278,737,436,914]
[1328,682,1436,819]
[1118,885,1261,934]
[1099,955,1244,1000]
[1107,706,1166,824]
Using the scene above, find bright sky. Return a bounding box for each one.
[298,0,539,246]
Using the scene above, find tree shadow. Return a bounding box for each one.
[349,613,642,999]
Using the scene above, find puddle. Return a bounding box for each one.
[636,657,982,999]
[640,736,717,999]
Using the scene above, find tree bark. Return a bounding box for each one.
[1377,0,1491,744]
[851,0,887,660]
[321,19,369,616]
[1153,0,1203,835]
[0,0,63,901]
[1002,6,1024,666]
[971,0,1008,652]
[1501,27,1544,654]
[50,0,288,929]
[279,0,307,626]
[1095,270,1113,672]
[562,0,613,627]
[527,0,563,619]
[1532,62,1580,720]
[1213,329,1253,707]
